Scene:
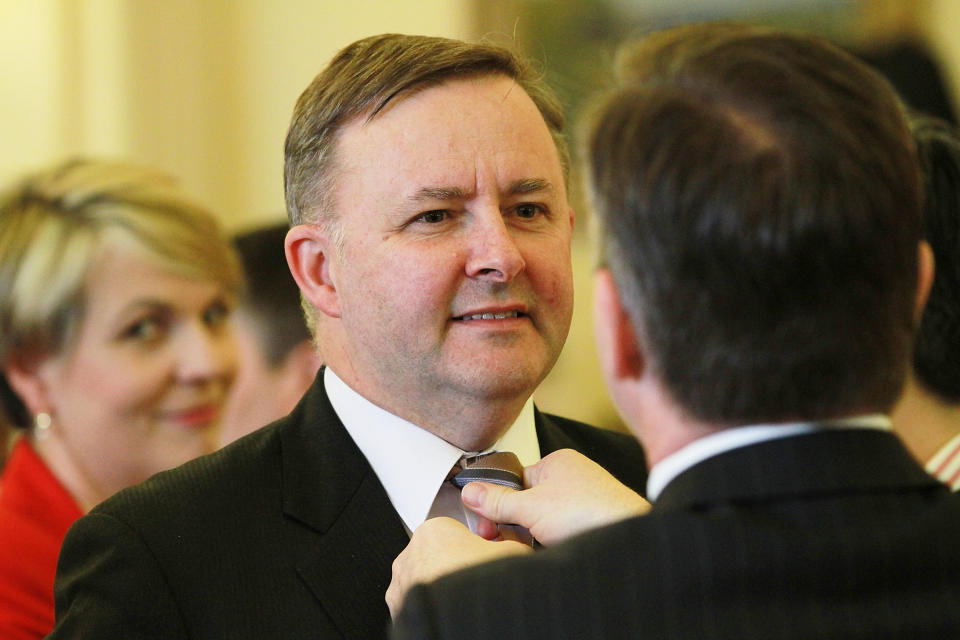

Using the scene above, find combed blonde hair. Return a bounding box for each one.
[0,158,242,426]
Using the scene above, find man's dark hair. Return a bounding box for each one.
[233,224,310,367]
[584,23,922,424]
[912,115,960,403]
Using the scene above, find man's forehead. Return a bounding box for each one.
[328,75,567,208]
[360,72,519,124]
[342,75,548,144]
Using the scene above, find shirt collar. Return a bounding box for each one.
[925,432,960,489]
[323,367,540,533]
[646,415,892,502]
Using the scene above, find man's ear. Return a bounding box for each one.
[285,224,342,319]
[5,353,53,419]
[915,240,935,324]
[593,268,644,382]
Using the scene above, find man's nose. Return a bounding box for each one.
[464,211,526,282]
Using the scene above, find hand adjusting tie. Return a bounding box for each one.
[451,451,534,546]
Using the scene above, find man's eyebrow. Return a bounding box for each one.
[509,178,553,196]
[405,179,553,205]
[406,186,471,204]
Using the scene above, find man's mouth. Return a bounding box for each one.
[454,310,525,321]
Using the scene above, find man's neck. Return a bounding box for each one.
[324,364,529,451]
[624,377,720,469]
[892,374,960,464]
[324,368,541,532]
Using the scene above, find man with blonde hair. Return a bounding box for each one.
[50,34,646,639]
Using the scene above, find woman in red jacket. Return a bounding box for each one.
[0,159,242,639]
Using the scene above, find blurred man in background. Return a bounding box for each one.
[219,223,320,445]
[893,115,960,489]
[50,34,647,639]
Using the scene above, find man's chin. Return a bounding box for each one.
[445,362,549,401]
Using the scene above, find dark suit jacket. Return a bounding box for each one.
[394,428,960,639]
[49,374,646,639]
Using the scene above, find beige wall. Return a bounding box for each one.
[926,0,960,103]
[0,0,613,430]
[0,0,473,231]
[7,1,960,229]
[3,0,960,433]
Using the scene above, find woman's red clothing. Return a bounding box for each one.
[0,439,83,639]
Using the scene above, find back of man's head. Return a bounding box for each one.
[584,23,922,425]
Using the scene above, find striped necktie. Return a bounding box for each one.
[427,451,532,545]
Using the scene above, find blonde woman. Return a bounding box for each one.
[0,159,242,639]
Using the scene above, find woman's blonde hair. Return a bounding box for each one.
[0,158,242,426]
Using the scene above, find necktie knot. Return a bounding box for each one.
[453,451,524,491]
[427,450,533,546]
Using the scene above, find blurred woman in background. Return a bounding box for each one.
[0,159,242,639]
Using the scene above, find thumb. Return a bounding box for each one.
[524,449,571,488]
[460,481,522,525]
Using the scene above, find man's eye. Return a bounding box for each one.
[416,210,448,224]
[515,203,543,219]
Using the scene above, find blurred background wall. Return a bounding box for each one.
[2,0,958,432]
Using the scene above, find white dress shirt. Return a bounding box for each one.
[646,415,893,501]
[323,367,540,534]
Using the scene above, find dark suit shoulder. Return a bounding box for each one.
[397,487,960,639]
[93,419,283,527]
[536,411,647,495]
[92,372,339,529]
[54,396,351,639]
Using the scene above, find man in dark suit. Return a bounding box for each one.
[892,115,960,488]
[48,34,646,639]
[389,23,960,638]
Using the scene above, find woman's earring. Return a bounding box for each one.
[35,412,51,441]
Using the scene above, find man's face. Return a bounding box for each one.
[323,75,574,432]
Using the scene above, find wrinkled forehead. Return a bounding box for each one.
[330,76,566,203]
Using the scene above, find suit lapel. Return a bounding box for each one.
[655,428,941,512]
[280,374,409,639]
[294,474,408,639]
[534,410,575,455]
